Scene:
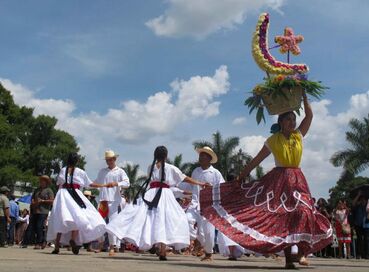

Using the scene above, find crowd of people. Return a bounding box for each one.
[0,93,368,269]
[314,195,369,259]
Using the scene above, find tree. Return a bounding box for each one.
[167,154,194,176]
[328,170,369,207]
[0,83,85,188]
[122,163,146,202]
[331,115,369,175]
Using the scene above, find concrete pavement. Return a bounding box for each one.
[1,246,369,272]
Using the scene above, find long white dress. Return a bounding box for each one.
[106,163,190,250]
[47,167,106,246]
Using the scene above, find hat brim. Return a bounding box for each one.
[196,148,218,164]
[38,176,52,184]
[104,155,119,160]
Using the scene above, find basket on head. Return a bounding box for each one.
[261,85,303,115]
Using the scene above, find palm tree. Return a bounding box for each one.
[331,115,369,175]
[122,163,147,202]
[167,154,194,176]
[193,131,240,178]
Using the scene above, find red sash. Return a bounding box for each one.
[62,184,80,189]
[150,181,169,189]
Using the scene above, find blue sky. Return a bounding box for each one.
[1,0,368,198]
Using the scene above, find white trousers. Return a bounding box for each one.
[107,201,121,247]
[186,208,215,254]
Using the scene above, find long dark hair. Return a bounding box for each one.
[65,152,80,184]
[133,146,168,209]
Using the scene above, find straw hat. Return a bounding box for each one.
[104,150,119,159]
[196,146,218,164]
[39,175,51,184]
[0,186,10,193]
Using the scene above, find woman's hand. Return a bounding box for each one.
[106,182,118,188]
[200,182,212,189]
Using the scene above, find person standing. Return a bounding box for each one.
[200,92,332,269]
[107,146,210,260]
[15,209,29,245]
[352,192,369,259]
[334,200,351,258]
[0,186,11,247]
[31,175,54,249]
[95,150,130,256]
[187,146,225,261]
[7,195,19,246]
[47,152,116,255]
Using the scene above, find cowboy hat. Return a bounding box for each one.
[0,186,10,193]
[38,175,51,184]
[104,150,119,159]
[196,146,218,164]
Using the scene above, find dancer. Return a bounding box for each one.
[186,146,224,261]
[106,146,210,260]
[47,152,116,255]
[95,150,130,256]
[200,92,332,269]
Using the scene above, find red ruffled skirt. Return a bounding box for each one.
[200,167,333,254]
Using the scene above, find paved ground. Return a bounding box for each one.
[1,247,369,272]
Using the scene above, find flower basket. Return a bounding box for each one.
[261,85,303,115]
[245,74,328,124]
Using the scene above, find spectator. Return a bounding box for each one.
[334,200,351,258]
[15,209,30,245]
[352,191,369,259]
[317,198,332,258]
[7,195,20,246]
[0,186,11,247]
[31,175,54,250]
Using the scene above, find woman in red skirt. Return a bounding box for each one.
[334,200,351,258]
[200,92,332,269]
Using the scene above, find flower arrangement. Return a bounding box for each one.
[246,13,328,124]
[245,74,328,124]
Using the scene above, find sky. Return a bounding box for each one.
[0,0,368,198]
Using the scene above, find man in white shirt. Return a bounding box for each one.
[187,146,225,261]
[95,150,130,256]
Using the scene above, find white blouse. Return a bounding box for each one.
[57,167,93,188]
[148,163,186,187]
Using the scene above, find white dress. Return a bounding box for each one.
[47,167,106,246]
[106,163,190,250]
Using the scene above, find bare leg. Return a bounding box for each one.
[338,242,343,258]
[51,233,61,254]
[70,230,80,255]
[346,243,351,259]
[159,243,167,260]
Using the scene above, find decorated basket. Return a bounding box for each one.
[262,86,302,115]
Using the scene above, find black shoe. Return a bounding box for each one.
[69,240,80,255]
[51,249,60,254]
[228,256,237,261]
[159,255,167,261]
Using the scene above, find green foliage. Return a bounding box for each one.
[331,114,369,175]
[245,75,328,124]
[167,154,195,176]
[122,163,146,203]
[0,83,85,189]
[328,171,369,207]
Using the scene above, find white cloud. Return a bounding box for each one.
[146,0,285,39]
[0,66,229,178]
[232,117,247,125]
[238,91,369,198]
